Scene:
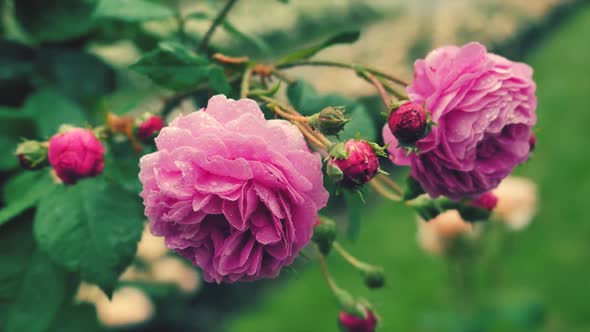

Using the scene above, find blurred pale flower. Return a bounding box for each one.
[151,256,201,294]
[95,287,154,327]
[136,223,169,262]
[417,210,475,255]
[492,176,538,231]
[76,284,154,327]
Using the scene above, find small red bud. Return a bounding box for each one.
[529,132,536,152]
[470,192,498,211]
[136,115,164,142]
[328,140,380,188]
[339,309,377,332]
[387,102,428,146]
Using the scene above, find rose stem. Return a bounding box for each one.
[275,60,409,86]
[361,71,391,109]
[240,65,253,99]
[198,0,240,52]
[332,242,372,270]
[375,173,404,196]
[369,177,402,202]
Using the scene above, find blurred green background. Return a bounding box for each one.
[224,2,590,331]
[2,0,590,331]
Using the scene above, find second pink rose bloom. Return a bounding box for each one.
[384,42,537,199]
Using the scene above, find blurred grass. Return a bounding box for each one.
[225,3,590,332]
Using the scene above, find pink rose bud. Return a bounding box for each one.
[327,139,380,188]
[470,192,498,211]
[387,101,429,146]
[529,132,536,152]
[136,115,164,142]
[339,310,378,332]
[48,128,105,184]
[15,140,48,170]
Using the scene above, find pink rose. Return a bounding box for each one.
[383,42,537,199]
[139,95,329,283]
[48,127,105,184]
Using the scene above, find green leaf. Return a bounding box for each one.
[222,21,272,55]
[208,65,231,95]
[0,107,37,139]
[94,0,174,22]
[0,171,56,227]
[23,90,86,139]
[0,40,36,83]
[14,0,98,42]
[48,303,103,332]
[337,104,376,142]
[103,139,142,194]
[286,80,320,116]
[185,11,210,21]
[0,136,19,171]
[130,42,217,91]
[279,30,361,64]
[0,219,36,311]
[0,220,75,332]
[3,250,74,332]
[36,49,116,102]
[34,177,144,293]
[344,191,363,241]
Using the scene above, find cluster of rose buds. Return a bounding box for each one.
[12,39,538,332]
[15,113,164,185]
[15,126,105,184]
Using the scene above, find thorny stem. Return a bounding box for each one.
[240,66,253,99]
[378,77,408,100]
[198,0,239,52]
[276,60,409,86]
[362,71,391,109]
[259,96,332,149]
[333,242,369,270]
[316,245,339,292]
[270,68,295,85]
[369,178,402,202]
[293,120,327,149]
[271,106,308,122]
[375,173,404,196]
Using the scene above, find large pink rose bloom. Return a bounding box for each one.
[383,42,537,199]
[139,95,329,283]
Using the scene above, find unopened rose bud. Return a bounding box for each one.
[470,192,498,211]
[15,140,48,170]
[48,127,104,184]
[529,132,536,152]
[387,101,430,147]
[136,114,164,142]
[339,309,378,332]
[308,106,350,136]
[362,266,385,289]
[456,193,497,222]
[327,140,380,188]
[312,217,337,255]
